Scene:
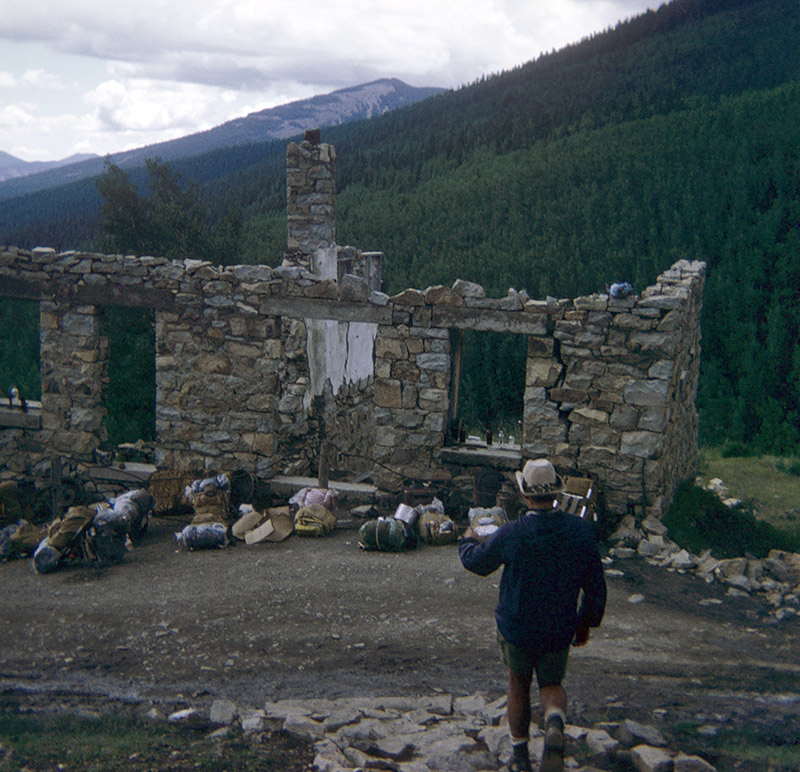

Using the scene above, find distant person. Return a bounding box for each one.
[459,458,607,772]
[7,385,27,412]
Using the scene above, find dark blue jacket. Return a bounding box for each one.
[459,508,606,653]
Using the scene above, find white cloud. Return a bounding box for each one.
[0,1,658,89]
[21,69,64,89]
[0,104,36,128]
[85,78,241,133]
[0,0,658,160]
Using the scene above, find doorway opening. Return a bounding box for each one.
[98,305,156,447]
[0,297,40,403]
[448,328,526,448]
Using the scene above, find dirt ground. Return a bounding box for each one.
[1,515,799,762]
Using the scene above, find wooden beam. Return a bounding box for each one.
[0,277,48,301]
[448,329,464,431]
[0,277,175,310]
[259,296,392,324]
[70,284,175,310]
[432,306,548,334]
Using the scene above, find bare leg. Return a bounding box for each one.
[538,683,567,718]
[538,684,566,772]
[507,668,533,738]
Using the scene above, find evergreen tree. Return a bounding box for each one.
[95,157,242,261]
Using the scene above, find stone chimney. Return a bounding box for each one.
[284,129,336,275]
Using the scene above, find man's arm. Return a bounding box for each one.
[458,527,505,576]
[577,540,607,636]
[573,619,591,646]
[578,550,606,628]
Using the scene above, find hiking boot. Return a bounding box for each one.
[507,755,532,772]
[540,714,565,772]
[508,742,532,772]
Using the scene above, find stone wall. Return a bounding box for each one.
[369,262,705,518]
[0,135,706,518]
[0,249,386,480]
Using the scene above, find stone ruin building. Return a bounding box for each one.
[0,131,706,520]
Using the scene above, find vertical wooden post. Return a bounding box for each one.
[318,440,331,489]
[448,329,464,441]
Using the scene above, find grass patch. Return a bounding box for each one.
[697,449,800,532]
[672,722,800,772]
[0,706,311,771]
[663,481,800,559]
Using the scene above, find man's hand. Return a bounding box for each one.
[461,526,478,540]
[573,621,591,647]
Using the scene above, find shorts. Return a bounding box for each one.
[496,629,569,687]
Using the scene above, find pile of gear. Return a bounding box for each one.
[2,462,601,571]
[357,498,508,552]
[175,473,234,550]
[175,475,341,551]
[0,479,155,574]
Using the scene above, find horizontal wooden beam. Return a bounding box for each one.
[0,277,175,310]
[259,296,392,324]
[432,306,548,334]
[70,284,175,310]
[439,445,522,470]
[0,277,45,301]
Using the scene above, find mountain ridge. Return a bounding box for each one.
[0,151,98,184]
[0,78,443,197]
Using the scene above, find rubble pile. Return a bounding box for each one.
[161,693,720,772]
[607,512,800,622]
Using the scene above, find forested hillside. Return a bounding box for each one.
[1,0,798,453]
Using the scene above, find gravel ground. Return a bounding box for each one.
[1,514,798,744]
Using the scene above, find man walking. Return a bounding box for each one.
[459,458,606,772]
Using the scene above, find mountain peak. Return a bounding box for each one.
[0,79,443,194]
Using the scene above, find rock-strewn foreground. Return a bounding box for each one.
[1,518,798,771]
[169,691,716,771]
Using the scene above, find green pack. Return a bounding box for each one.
[358,518,417,551]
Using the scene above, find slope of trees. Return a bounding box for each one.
[328,83,800,453]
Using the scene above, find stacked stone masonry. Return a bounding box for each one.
[0,136,706,517]
[0,242,704,518]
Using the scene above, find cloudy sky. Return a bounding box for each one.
[1,1,657,162]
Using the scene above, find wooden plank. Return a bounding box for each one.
[82,462,158,484]
[259,296,392,323]
[0,277,50,300]
[432,306,548,334]
[268,475,377,498]
[0,406,41,429]
[70,284,175,310]
[439,446,522,470]
[448,329,464,430]
[0,278,175,310]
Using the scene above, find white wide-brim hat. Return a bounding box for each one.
[515,459,564,496]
